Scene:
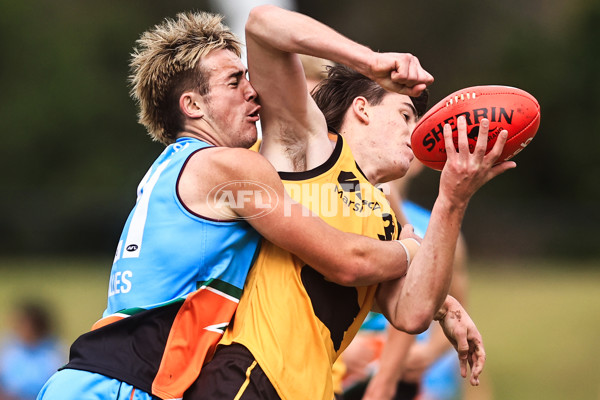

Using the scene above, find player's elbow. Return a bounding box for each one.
[246,5,277,37]
[390,309,433,335]
[336,248,383,286]
[324,264,364,287]
[321,255,372,287]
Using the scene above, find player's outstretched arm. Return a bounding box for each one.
[182,147,411,286]
[400,233,470,382]
[245,5,434,172]
[374,116,515,332]
[245,5,331,172]
[246,5,433,98]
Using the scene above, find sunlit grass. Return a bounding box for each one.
[467,259,600,400]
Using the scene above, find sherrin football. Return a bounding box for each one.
[411,85,541,170]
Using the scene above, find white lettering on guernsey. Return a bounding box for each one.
[108,270,133,297]
[123,159,171,259]
[120,270,132,293]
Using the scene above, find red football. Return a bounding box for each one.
[411,85,541,170]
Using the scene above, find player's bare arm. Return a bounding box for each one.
[179,147,413,286]
[245,5,434,172]
[400,233,470,382]
[373,116,514,332]
[245,7,331,172]
[247,5,433,96]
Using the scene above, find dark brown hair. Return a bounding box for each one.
[312,65,429,131]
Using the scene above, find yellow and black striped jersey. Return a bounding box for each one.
[220,134,400,400]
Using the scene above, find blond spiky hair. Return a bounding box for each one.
[129,11,242,145]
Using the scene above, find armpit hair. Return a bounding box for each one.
[278,126,308,171]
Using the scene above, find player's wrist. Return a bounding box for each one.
[437,188,470,210]
[433,295,456,321]
[433,192,469,224]
[395,238,420,266]
[347,45,378,78]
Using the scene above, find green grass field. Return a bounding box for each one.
[1,257,599,399]
[466,259,600,400]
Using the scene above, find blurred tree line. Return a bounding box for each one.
[1,0,598,260]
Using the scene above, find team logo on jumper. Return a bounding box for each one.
[207,180,279,220]
[337,171,361,192]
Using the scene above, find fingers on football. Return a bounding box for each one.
[487,130,518,177]
[443,122,456,156]
[456,115,470,154]
[485,128,508,163]
[473,118,490,157]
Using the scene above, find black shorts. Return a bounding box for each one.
[184,343,281,400]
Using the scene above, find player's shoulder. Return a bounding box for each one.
[187,145,276,182]
[190,144,264,164]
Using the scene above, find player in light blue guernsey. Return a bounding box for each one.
[105,136,260,316]
[37,11,439,400]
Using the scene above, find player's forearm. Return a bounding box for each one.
[312,234,412,287]
[381,200,464,332]
[402,199,463,315]
[246,5,373,75]
[256,199,411,287]
[374,327,414,382]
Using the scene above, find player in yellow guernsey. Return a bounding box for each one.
[185,5,515,400]
[230,133,401,400]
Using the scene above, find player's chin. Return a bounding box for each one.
[386,163,410,182]
[239,126,258,148]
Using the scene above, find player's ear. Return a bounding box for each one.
[180,91,205,119]
[351,96,369,124]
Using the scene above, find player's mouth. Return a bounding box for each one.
[406,143,415,160]
[248,106,261,122]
